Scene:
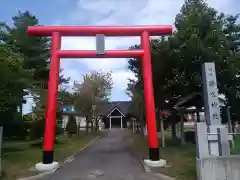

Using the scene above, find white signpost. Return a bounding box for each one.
[196,62,232,180]
[202,62,224,156]
[202,62,221,126]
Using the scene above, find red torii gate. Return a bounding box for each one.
[27,25,172,168]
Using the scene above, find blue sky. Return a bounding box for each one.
[1,0,239,114]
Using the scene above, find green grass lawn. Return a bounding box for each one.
[128,132,196,180]
[230,136,240,154]
[128,131,240,180]
[1,131,102,180]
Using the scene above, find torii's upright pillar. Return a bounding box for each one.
[27,25,172,171]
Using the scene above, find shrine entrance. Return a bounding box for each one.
[27,25,172,166]
[107,107,125,129]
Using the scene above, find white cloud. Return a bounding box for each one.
[60,0,237,102]
[112,70,137,91]
[61,36,140,71]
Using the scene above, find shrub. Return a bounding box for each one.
[65,115,77,137]
[29,118,45,140]
[56,124,64,135]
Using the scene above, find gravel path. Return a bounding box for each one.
[44,129,163,180]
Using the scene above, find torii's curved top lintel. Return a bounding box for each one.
[27,25,172,36]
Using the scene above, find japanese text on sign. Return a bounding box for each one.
[212,113,219,120]
[208,80,216,87]
[208,67,215,76]
[210,92,217,98]
[211,101,218,108]
[202,62,221,125]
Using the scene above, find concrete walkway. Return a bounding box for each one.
[43,129,163,180]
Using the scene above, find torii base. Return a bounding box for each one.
[35,162,59,172]
[144,159,167,167]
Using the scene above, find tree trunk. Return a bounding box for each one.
[77,122,79,136]
[131,119,134,132]
[95,118,99,132]
[140,120,145,135]
[139,111,145,136]
[20,102,23,121]
[196,106,201,122]
[160,118,165,147]
[171,121,177,140]
[180,111,185,145]
[91,120,94,133]
[85,115,89,135]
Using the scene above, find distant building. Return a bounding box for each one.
[174,92,226,126]
[60,104,87,130]
[60,101,132,131]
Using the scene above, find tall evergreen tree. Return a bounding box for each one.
[0,44,31,137]
[1,11,50,90]
[128,0,240,123]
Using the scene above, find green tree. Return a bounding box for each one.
[66,115,77,137]
[1,11,51,123]
[0,44,31,138]
[126,79,145,134]
[128,0,240,124]
[33,69,71,120]
[74,71,113,134]
[220,14,240,122]
[1,11,50,90]
[173,0,228,93]
[0,11,73,138]
[174,0,240,123]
